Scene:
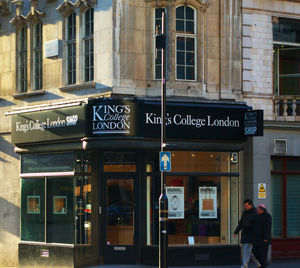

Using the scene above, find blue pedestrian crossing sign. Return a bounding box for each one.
[160,152,171,172]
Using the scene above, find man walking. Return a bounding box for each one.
[234,199,258,268]
[252,204,272,268]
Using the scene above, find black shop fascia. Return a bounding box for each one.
[11,97,263,268]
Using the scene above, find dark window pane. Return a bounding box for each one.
[186,21,194,34]
[155,66,161,79]
[156,50,162,65]
[176,20,184,32]
[177,52,185,65]
[186,38,195,51]
[186,66,195,80]
[186,6,194,20]
[177,66,185,79]
[286,159,300,171]
[186,52,195,65]
[47,177,74,243]
[176,6,184,19]
[273,18,300,43]
[177,37,185,50]
[21,179,45,242]
[155,8,163,18]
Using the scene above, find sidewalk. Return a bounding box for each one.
[86,259,300,268]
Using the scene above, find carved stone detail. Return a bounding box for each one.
[0,0,12,15]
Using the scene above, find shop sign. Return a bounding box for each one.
[258,183,266,199]
[199,187,217,219]
[244,110,264,136]
[166,186,184,219]
[87,99,261,141]
[11,105,86,144]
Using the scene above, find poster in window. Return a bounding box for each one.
[166,187,184,219]
[199,187,217,219]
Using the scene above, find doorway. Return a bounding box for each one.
[102,176,136,264]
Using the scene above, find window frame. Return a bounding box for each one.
[175,5,197,82]
[17,26,28,93]
[82,8,94,82]
[66,12,77,85]
[273,18,300,96]
[32,21,43,91]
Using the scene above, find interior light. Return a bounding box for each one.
[210,154,214,158]
[191,152,196,158]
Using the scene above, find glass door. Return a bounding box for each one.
[103,176,136,264]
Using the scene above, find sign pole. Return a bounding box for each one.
[156,11,168,268]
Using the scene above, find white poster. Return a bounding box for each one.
[166,187,184,219]
[199,186,217,219]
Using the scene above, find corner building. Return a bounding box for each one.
[0,0,261,267]
[242,0,300,260]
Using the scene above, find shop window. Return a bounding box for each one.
[66,13,76,85]
[75,153,93,245]
[176,5,196,81]
[273,18,300,96]
[32,22,43,90]
[18,26,28,92]
[21,179,45,242]
[154,7,166,80]
[83,8,94,82]
[146,151,239,246]
[271,157,300,239]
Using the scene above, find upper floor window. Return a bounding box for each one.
[67,13,76,85]
[83,8,94,82]
[175,6,196,81]
[32,22,43,90]
[154,8,166,80]
[18,26,28,92]
[273,18,300,96]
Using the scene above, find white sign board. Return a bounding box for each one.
[258,183,266,199]
[44,39,59,58]
[166,187,184,219]
[199,186,217,219]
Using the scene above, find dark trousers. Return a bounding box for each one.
[252,244,269,268]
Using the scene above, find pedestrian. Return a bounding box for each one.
[234,199,259,268]
[252,204,272,268]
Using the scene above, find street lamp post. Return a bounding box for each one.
[156,11,168,268]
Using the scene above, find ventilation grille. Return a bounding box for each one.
[274,139,287,155]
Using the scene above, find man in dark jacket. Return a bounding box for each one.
[234,199,258,268]
[252,204,272,268]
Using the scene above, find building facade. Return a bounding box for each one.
[242,0,300,260]
[0,0,266,267]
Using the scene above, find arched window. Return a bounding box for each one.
[66,13,76,85]
[83,8,94,82]
[18,26,27,92]
[33,22,43,90]
[176,6,196,81]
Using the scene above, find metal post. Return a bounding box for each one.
[157,11,168,268]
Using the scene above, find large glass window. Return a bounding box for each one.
[273,18,300,96]
[67,13,76,85]
[146,151,239,246]
[83,8,94,82]
[271,157,300,239]
[176,5,196,81]
[33,22,43,90]
[18,26,27,92]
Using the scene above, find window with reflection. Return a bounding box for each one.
[176,5,196,81]
[146,151,239,246]
[18,26,27,92]
[67,13,76,85]
[33,22,43,90]
[83,8,94,82]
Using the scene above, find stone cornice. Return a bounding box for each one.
[57,0,96,16]
[10,10,45,26]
